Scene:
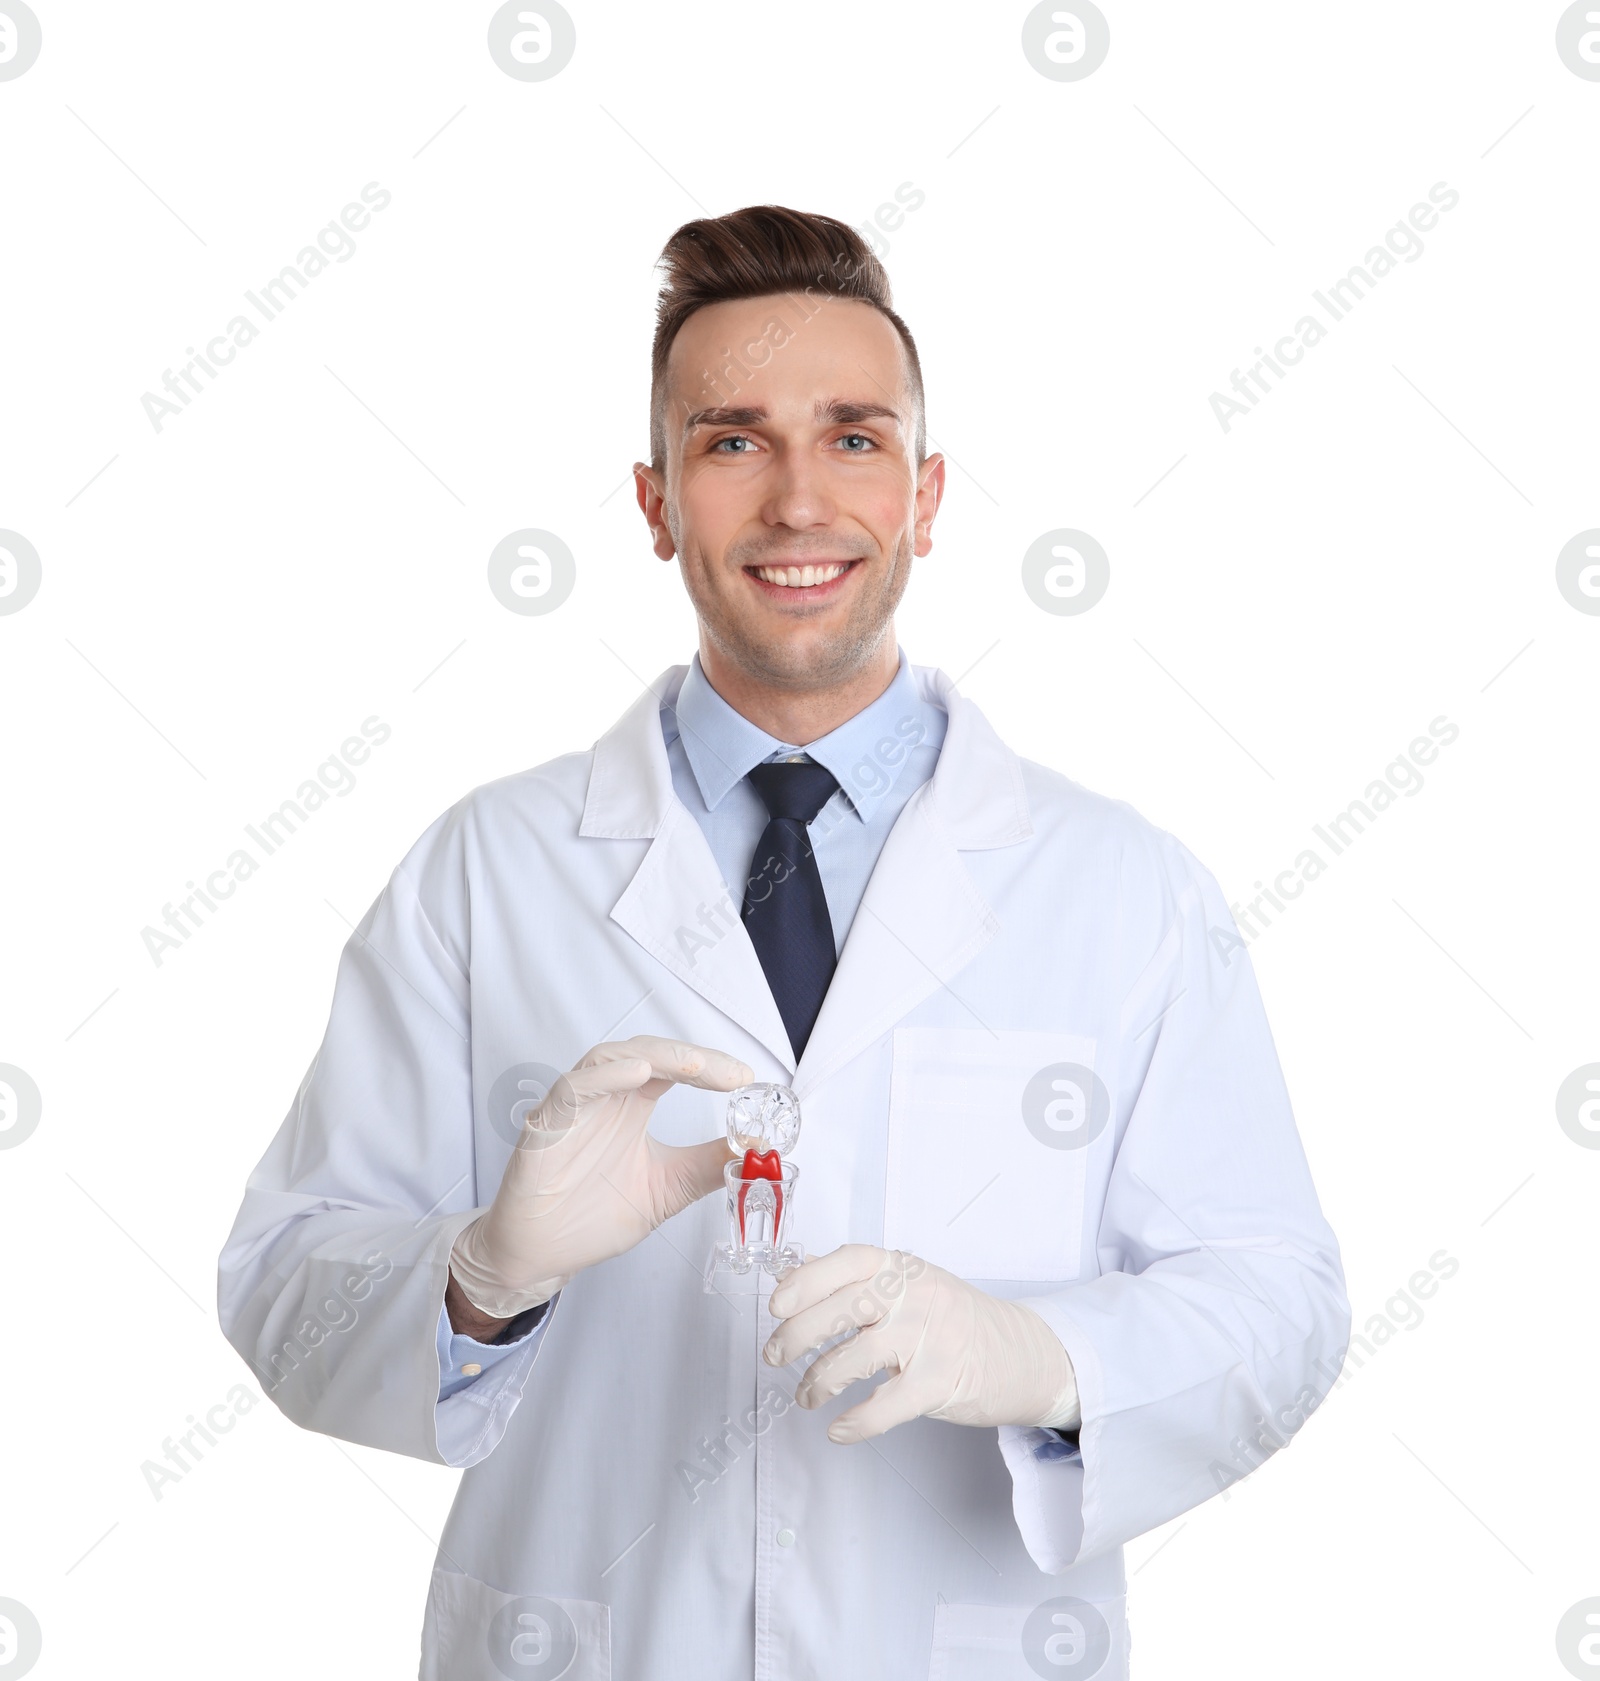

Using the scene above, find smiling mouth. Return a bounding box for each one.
[745,560,857,590]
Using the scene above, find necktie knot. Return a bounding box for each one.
[746,759,839,826]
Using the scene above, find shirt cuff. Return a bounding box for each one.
[435,1296,551,1401]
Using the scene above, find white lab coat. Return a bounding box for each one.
[218,663,1349,1681]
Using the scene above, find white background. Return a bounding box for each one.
[2,2,1597,1676]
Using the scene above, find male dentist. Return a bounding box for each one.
[220,204,1349,1681]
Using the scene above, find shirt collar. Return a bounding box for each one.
[668,650,937,824]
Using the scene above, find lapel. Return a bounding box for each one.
[792,665,1033,1096]
[581,669,796,1072]
[578,664,1034,1092]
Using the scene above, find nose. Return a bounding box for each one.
[760,447,836,531]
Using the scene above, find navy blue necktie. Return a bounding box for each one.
[742,759,840,1059]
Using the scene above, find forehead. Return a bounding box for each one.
[664,292,910,417]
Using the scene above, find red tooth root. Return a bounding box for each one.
[737,1148,784,1246]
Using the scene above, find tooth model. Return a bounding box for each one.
[704,1083,804,1285]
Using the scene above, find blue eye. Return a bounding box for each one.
[839,433,875,451]
[712,435,754,453]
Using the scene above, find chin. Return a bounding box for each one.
[732,624,887,691]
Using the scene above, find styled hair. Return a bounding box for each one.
[648,204,926,473]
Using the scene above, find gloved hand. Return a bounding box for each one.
[450,1036,753,1318]
[762,1244,1080,1444]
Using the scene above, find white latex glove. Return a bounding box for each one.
[450,1035,753,1318]
[762,1244,1081,1444]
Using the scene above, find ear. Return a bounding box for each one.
[913,453,946,558]
[633,461,676,560]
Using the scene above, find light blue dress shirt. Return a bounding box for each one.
[435,651,948,1422]
[662,648,946,952]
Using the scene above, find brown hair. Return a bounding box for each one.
[648,204,926,474]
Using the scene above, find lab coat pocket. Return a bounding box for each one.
[885,1027,1101,1283]
[928,1595,1127,1681]
[422,1565,610,1680]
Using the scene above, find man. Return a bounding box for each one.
[219,205,1349,1681]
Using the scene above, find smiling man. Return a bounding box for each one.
[220,205,1349,1681]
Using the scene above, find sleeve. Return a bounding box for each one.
[998,833,1351,1572]
[435,1297,557,1463]
[216,815,558,1469]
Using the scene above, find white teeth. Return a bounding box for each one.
[753,562,848,588]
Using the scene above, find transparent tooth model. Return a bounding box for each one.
[703,1083,804,1287]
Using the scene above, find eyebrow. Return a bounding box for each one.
[682,398,904,437]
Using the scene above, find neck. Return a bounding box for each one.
[698,633,899,746]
